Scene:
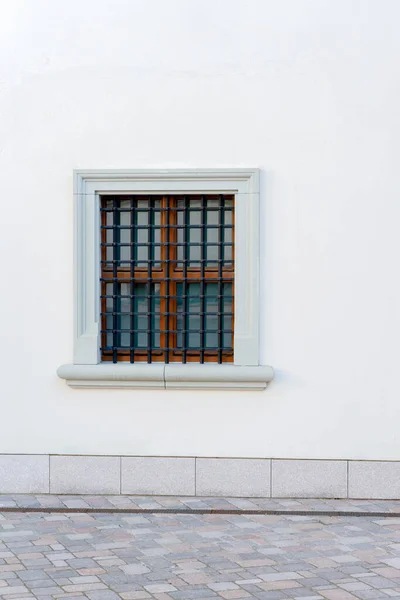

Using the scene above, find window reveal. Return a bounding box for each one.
[100,195,234,363]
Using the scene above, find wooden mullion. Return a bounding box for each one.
[102,270,164,281]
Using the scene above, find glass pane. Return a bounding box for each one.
[120,296,130,315]
[206,245,218,265]
[136,228,149,265]
[136,332,147,348]
[137,246,147,263]
[188,283,200,297]
[154,228,161,265]
[106,211,113,226]
[106,315,113,346]
[190,199,201,208]
[224,245,232,264]
[177,228,184,265]
[120,199,131,226]
[223,332,232,348]
[137,202,148,225]
[205,295,218,314]
[133,283,146,297]
[205,331,218,348]
[120,332,130,347]
[121,282,130,296]
[223,282,233,296]
[207,198,219,208]
[207,228,218,243]
[205,282,218,298]
[189,245,200,266]
[188,294,200,313]
[223,314,232,330]
[189,228,201,244]
[205,314,218,329]
[207,198,219,225]
[189,210,201,225]
[188,313,200,331]
[135,291,147,347]
[105,282,113,304]
[137,229,148,245]
[119,212,131,226]
[120,228,130,244]
[224,209,233,225]
[176,283,199,348]
[188,332,200,348]
[120,246,130,263]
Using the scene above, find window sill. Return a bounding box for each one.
[57,364,274,391]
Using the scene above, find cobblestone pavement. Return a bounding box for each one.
[2,498,400,600]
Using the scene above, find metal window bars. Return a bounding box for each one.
[100,194,234,364]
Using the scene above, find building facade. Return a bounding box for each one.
[1,0,400,498]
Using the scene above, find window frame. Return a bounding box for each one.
[57,169,274,390]
[100,194,235,364]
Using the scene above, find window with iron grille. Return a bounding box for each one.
[100,195,234,364]
[57,170,273,390]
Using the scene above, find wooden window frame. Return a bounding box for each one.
[100,195,235,363]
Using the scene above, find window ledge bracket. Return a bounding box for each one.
[57,364,274,391]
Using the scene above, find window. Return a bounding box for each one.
[57,170,274,390]
[100,195,234,363]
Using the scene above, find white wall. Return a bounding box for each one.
[1,0,400,460]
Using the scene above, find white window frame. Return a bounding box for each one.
[57,169,274,390]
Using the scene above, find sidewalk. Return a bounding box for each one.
[1,497,400,599]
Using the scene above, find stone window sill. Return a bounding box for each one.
[57,364,274,391]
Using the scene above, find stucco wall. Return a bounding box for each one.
[1,0,400,460]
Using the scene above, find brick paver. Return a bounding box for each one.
[1,497,400,599]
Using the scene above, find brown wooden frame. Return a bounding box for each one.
[101,194,234,363]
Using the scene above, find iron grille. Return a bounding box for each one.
[100,194,234,363]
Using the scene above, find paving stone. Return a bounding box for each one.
[2,497,400,600]
[208,582,239,591]
[120,594,151,600]
[321,590,360,600]
[62,583,108,592]
[86,591,121,600]
[219,591,251,599]
[260,572,303,582]
[144,583,177,593]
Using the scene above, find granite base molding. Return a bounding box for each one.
[0,455,400,499]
